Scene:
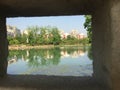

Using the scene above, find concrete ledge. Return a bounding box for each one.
[0,0,102,17]
[0,75,108,90]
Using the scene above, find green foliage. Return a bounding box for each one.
[8,36,20,45]
[9,39,19,45]
[8,48,61,67]
[8,25,89,45]
[39,26,50,45]
[51,27,61,45]
[84,16,93,60]
[84,15,92,43]
[79,38,89,45]
[26,26,40,45]
[87,46,93,60]
[8,47,86,67]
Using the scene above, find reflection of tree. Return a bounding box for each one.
[51,47,61,65]
[87,46,93,60]
[8,46,88,67]
[26,48,61,67]
[8,50,26,61]
[61,47,86,57]
[27,50,40,67]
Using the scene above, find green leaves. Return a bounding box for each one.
[51,27,61,45]
[25,26,61,45]
[84,15,92,43]
[8,24,89,45]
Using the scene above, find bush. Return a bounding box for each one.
[9,39,20,45]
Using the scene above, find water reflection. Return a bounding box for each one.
[87,46,93,60]
[8,47,93,76]
[8,47,87,67]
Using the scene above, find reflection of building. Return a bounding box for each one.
[78,50,85,56]
[71,51,79,58]
[45,50,53,59]
[46,55,53,59]
[7,25,21,37]
[61,51,70,58]
[61,50,85,58]
[8,58,17,64]
[26,50,29,57]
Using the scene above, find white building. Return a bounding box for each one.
[7,25,21,37]
[60,29,86,40]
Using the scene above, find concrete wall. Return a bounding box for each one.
[0,0,102,17]
[0,17,8,77]
[93,0,120,90]
[110,0,120,90]
[0,0,120,90]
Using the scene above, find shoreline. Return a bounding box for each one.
[8,44,87,50]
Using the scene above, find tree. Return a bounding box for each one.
[39,26,48,44]
[84,15,92,43]
[79,38,88,45]
[51,27,61,45]
[26,26,40,45]
[21,34,28,44]
[84,15,93,60]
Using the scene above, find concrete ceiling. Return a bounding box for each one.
[0,0,103,17]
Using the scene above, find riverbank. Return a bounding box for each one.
[9,45,55,50]
[8,44,88,50]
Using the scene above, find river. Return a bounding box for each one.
[7,46,93,76]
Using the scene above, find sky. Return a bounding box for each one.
[7,15,87,35]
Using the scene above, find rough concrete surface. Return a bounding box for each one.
[0,0,120,90]
[0,0,102,17]
[0,75,108,90]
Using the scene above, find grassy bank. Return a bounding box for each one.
[8,44,89,50]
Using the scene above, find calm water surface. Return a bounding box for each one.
[7,46,93,76]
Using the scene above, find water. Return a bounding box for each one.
[7,46,93,76]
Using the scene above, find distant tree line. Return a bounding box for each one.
[8,26,88,46]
